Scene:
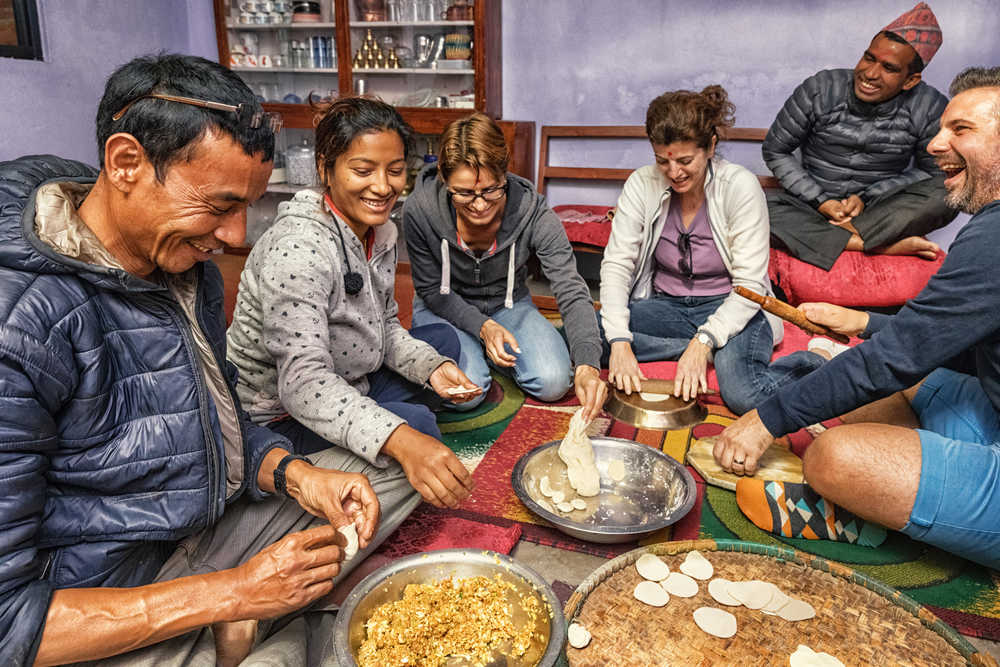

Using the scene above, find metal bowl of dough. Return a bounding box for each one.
[603,379,708,430]
[511,437,697,544]
[333,549,566,666]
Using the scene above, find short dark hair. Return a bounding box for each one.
[96,53,275,180]
[645,85,735,150]
[879,30,925,75]
[313,95,413,174]
[949,66,1000,96]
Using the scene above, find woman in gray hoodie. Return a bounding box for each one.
[402,113,606,420]
[227,97,480,509]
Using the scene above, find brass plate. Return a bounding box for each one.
[604,379,708,430]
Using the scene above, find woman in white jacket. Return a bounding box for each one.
[600,86,826,415]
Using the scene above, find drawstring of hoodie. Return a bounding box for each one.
[438,238,516,309]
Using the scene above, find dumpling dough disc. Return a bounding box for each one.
[727,580,776,610]
[607,459,626,482]
[789,644,844,667]
[567,622,592,649]
[571,498,587,510]
[635,553,670,582]
[634,580,670,607]
[639,391,670,402]
[661,571,699,598]
[779,598,816,622]
[692,607,737,638]
[679,550,714,580]
[338,523,359,561]
[708,578,741,606]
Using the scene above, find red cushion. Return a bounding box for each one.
[553,204,614,247]
[768,247,944,308]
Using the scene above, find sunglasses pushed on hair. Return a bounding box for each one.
[112,93,283,133]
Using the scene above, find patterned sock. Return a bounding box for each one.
[735,478,887,547]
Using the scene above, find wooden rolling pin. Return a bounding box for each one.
[734,286,850,344]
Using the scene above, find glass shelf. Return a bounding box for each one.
[232,67,339,74]
[226,22,337,29]
[352,67,473,75]
[348,20,473,27]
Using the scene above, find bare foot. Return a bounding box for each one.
[875,236,940,260]
[213,619,257,667]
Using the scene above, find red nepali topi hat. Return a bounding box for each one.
[883,2,942,66]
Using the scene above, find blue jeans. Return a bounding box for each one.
[271,323,459,454]
[412,296,573,408]
[620,293,825,415]
[903,368,1000,569]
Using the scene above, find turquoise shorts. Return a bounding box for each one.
[904,368,1000,569]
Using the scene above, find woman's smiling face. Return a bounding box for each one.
[324,129,407,238]
[651,139,714,195]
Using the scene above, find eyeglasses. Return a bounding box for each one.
[447,181,509,206]
[111,93,283,133]
[677,231,694,279]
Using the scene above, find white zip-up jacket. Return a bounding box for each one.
[599,157,782,349]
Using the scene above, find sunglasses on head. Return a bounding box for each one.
[112,93,283,133]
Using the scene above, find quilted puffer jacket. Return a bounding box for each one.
[0,155,288,666]
[762,68,948,208]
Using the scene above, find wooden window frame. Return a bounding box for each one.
[0,0,43,61]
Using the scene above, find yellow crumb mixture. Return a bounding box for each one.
[358,574,543,666]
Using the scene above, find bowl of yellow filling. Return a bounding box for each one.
[334,549,566,666]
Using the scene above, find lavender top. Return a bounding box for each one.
[652,196,731,296]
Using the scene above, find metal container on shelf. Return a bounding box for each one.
[286,138,318,186]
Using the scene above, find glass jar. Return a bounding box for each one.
[286,138,318,186]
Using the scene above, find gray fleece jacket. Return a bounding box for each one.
[227,189,450,466]
[402,166,601,370]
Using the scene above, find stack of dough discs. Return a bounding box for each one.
[707,578,741,606]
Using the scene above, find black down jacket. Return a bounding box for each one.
[762,68,948,208]
[0,155,287,665]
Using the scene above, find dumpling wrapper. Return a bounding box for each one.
[679,550,714,580]
[778,598,816,622]
[661,571,699,598]
[556,501,574,513]
[536,497,555,513]
[760,586,792,615]
[539,475,555,498]
[693,607,737,638]
[726,580,776,610]
[571,498,587,510]
[789,644,844,667]
[634,580,670,607]
[558,409,601,497]
[635,553,671,582]
[567,622,592,649]
[338,523,359,561]
[639,391,670,402]
[607,459,626,482]
[550,490,566,504]
[707,578,741,606]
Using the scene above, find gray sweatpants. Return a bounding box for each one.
[767,175,957,270]
[81,445,420,667]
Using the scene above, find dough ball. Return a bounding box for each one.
[607,459,626,482]
[679,550,714,580]
[635,553,671,582]
[692,606,737,638]
[707,578,741,606]
[633,580,670,607]
[567,622,592,649]
[661,571,699,598]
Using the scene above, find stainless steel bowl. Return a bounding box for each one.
[511,437,697,544]
[333,549,566,666]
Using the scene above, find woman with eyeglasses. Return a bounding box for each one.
[228,96,482,511]
[600,86,826,415]
[403,113,606,420]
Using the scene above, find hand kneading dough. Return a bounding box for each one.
[693,607,737,638]
[789,644,844,667]
[634,580,670,607]
[679,550,714,580]
[338,523,359,561]
[708,578,741,606]
[635,553,671,581]
[661,572,699,598]
[567,622,592,649]
[558,409,600,496]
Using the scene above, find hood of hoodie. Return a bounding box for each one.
[0,154,176,294]
[274,188,398,260]
[407,164,542,252]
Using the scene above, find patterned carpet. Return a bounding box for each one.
[407,368,1000,640]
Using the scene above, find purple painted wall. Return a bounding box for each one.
[0,0,215,166]
[502,0,1000,246]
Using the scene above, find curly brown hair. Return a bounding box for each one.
[645,85,735,150]
[436,112,510,182]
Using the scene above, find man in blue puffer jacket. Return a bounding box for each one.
[763,2,958,270]
[0,54,418,666]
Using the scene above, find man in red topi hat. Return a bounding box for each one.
[762,2,957,271]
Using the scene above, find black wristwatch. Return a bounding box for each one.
[273,454,313,498]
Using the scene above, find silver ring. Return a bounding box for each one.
[733,458,745,465]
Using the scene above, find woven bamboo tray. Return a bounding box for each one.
[563,539,998,666]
